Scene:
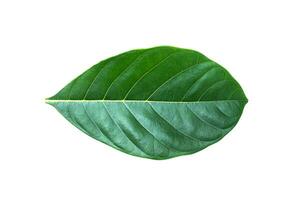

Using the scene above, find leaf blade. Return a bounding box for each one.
[47,46,247,159]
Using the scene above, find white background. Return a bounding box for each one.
[1,0,299,199]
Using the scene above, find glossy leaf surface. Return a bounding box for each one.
[47,46,247,159]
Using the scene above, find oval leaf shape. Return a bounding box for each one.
[46,46,247,160]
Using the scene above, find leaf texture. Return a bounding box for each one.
[46,46,247,159]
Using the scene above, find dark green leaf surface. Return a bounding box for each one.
[46,46,247,159]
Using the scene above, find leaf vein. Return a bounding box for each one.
[186,105,225,131]
[197,79,228,101]
[83,60,115,99]
[123,50,181,99]
[102,103,151,157]
[81,103,122,150]
[181,66,218,101]
[148,102,200,142]
[122,102,177,155]
[103,50,149,99]
[147,61,213,100]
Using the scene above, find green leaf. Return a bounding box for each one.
[46,46,247,160]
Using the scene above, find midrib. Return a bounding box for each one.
[45,99,246,104]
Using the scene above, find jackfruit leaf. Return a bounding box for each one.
[46,46,247,159]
